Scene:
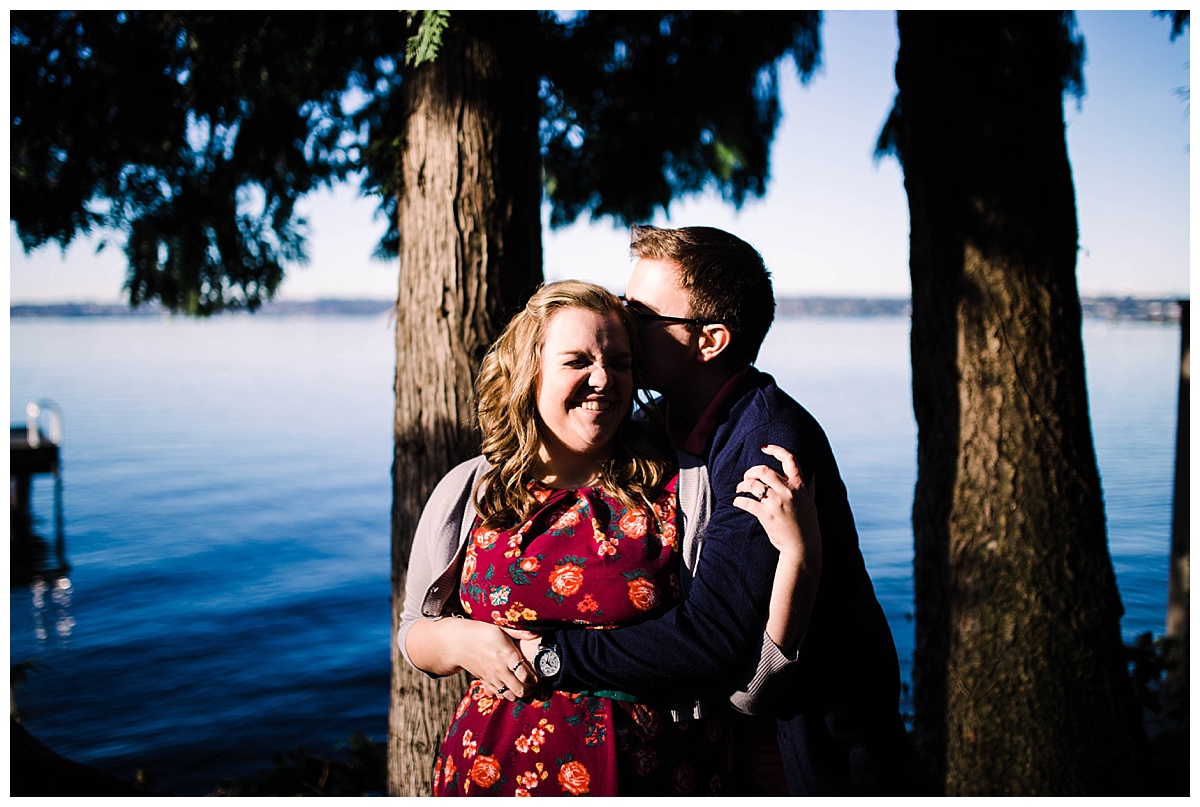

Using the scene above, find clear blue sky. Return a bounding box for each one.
[7,10,1191,304]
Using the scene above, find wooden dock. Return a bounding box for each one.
[11,427,59,475]
[11,401,62,512]
[10,401,67,577]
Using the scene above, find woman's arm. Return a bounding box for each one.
[395,455,534,701]
[406,617,536,700]
[732,444,821,656]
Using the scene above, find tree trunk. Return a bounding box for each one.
[893,12,1141,794]
[387,11,543,797]
[1166,301,1188,682]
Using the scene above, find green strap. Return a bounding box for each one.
[579,688,640,703]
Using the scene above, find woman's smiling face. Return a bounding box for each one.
[534,306,633,468]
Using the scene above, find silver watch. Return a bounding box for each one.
[534,642,561,678]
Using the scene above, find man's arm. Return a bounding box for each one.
[536,424,798,695]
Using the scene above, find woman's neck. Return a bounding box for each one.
[531,448,606,490]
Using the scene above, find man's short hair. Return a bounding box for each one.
[629,224,776,367]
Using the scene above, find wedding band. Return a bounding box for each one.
[511,662,524,673]
[496,684,509,695]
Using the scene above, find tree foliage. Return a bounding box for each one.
[403,10,450,67]
[10,10,821,315]
[10,12,405,314]
[539,11,820,226]
[1153,9,1191,40]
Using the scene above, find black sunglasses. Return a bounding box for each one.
[619,297,716,327]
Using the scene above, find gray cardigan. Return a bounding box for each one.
[396,453,794,716]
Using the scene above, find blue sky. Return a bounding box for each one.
[7,10,1191,304]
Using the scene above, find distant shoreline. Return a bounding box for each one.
[8,296,1188,322]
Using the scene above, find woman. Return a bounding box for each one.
[398,281,818,796]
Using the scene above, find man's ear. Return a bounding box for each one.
[697,323,732,363]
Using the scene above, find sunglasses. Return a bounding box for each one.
[619,297,717,327]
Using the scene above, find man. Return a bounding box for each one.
[525,225,909,795]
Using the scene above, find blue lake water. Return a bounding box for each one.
[8,313,1183,795]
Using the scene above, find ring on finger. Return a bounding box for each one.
[496,684,509,695]
[511,662,524,673]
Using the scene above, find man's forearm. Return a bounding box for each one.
[535,508,779,694]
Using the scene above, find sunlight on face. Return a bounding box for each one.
[535,307,633,469]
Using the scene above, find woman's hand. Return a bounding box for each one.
[732,444,822,652]
[515,633,542,673]
[406,618,538,701]
[733,444,820,561]
[473,623,539,701]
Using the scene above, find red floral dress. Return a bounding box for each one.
[431,475,734,797]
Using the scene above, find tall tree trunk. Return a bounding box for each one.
[893,12,1141,794]
[387,11,543,796]
[1165,301,1188,686]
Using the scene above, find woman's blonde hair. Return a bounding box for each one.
[474,280,671,530]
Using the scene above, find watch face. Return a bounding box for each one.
[536,647,561,677]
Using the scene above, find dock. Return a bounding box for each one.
[11,401,61,508]
[11,400,67,577]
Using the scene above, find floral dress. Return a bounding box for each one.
[431,475,734,797]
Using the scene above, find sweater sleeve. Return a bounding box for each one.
[727,630,804,714]
[396,456,487,674]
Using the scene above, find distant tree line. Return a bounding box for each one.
[11,296,1186,322]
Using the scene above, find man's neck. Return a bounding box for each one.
[663,365,754,454]
[666,371,732,428]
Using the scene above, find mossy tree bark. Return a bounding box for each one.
[387,12,543,796]
[890,11,1142,794]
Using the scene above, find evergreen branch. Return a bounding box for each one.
[405,10,450,67]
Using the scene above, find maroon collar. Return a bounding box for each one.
[666,368,753,455]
